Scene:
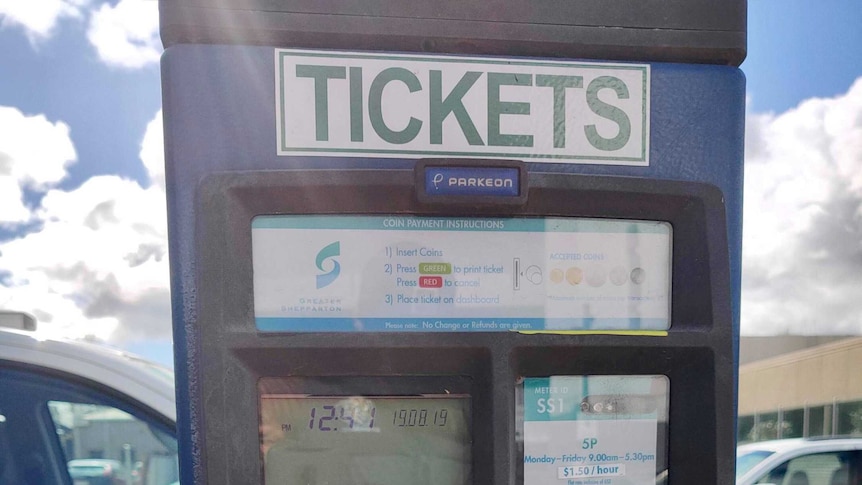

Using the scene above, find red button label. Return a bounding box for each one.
[419,276,443,288]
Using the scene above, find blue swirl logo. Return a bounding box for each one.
[315,241,341,289]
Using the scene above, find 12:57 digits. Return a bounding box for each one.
[308,406,376,431]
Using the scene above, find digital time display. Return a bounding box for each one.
[304,404,454,432]
[260,394,471,485]
[306,404,377,431]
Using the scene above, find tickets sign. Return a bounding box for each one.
[276,49,650,166]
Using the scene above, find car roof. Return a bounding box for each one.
[737,438,862,485]
[738,438,810,454]
[739,438,862,455]
[0,327,176,422]
[68,459,124,466]
[736,438,862,485]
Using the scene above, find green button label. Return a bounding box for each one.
[419,262,452,274]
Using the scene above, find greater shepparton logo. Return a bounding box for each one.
[315,241,341,289]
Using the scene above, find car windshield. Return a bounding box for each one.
[736,450,774,479]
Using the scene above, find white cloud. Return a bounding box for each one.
[87,0,161,69]
[0,106,77,224]
[0,178,30,224]
[0,0,86,42]
[0,110,169,342]
[140,109,164,189]
[742,77,862,335]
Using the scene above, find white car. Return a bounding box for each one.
[0,321,178,485]
[737,438,862,485]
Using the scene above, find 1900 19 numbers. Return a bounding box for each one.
[393,409,449,427]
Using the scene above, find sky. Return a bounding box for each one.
[0,0,861,369]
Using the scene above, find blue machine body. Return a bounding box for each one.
[162,45,744,484]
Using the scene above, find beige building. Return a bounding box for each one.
[738,336,862,443]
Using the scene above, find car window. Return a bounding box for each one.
[738,450,775,479]
[47,401,178,485]
[754,451,859,485]
[0,365,177,485]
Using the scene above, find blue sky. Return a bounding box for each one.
[0,5,159,190]
[1,0,862,369]
[745,0,862,113]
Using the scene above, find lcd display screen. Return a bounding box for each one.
[260,391,472,485]
[252,216,672,332]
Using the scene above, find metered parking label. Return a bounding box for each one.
[522,376,668,485]
[276,49,649,165]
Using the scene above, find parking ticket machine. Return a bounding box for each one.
[160,2,745,484]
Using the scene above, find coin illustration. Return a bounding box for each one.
[565,267,583,285]
[630,267,646,285]
[586,267,607,287]
[609,266,628,286]
[550,268,564,284]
